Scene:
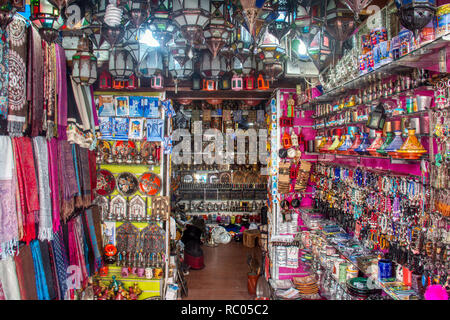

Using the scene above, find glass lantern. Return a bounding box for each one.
[168,31,190,67]
[99,70,112,89]
[203,0,233,58]
[396,0,436,36]
[148,0,177,46]
[191,72,202,90]
[366,103,387,130]
[126,0,150,29]
[136,48,163,78]
[72,36,97,86]
[168,54,193,93]
[200,52,227,79]
[109,47,135,81]
[295,2,311,31]
[151,73,164,89]
[30,0,64,43]
[231,24,253,63]
[231,73,243,91]
[172,0,210,47]
[257,74,269,90]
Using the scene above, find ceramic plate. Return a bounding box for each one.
[116,172,139,197]
[96,169,116,196]
[138,172,162,196]
[113,141,137,157]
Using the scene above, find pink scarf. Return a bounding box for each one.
[47,138,60,232]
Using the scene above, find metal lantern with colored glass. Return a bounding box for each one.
[126,0,150,29]
[148,0,177,46]
[136,48,163,78]
[168,54,193,93]
[200,51,227,79]
[168,31,191,67]
[204,0,233,58]
[109,47,135,80]
[72,36,97,86]
[295,2,311,32]
[172,0,210,47]
[232,24,254,63]
[366,103,387,130]
[325,0,356,45]
[30,0,64,43]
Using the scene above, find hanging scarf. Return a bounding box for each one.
[50,227,68,299]
[58,140,78,222]
[81,210,94,276]
[14,244,38,300]
[67,218,86,290]
[30,240,49,300]
[38,240,57,300]
[72,144,82,208]
[76,146,92,207]
[85,208,102,273]
[90,205,103,256]
[47,138,60,232]
[29,26,44,137]
[47,240,60,300]
[0,30,9,135]
[7,17,28,137]
[81,219,91,277]
[73,216,88,284]
[0,136,18,259]
[33,136,53,241]
[0,256,21,300]
[89,86,99,130]
[56,44,67,140]
[13,137,39,244]
[88,150,97,202]
[66,74,85,147]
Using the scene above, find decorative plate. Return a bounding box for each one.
[219,172,231,184]
[96,169,116,196]
[116,172,139,197]
[138,172,162,196]
[182,174,193,183]
[113,141,137,157]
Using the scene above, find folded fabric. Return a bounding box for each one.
[0,136,18,258]
[14,244,38,300]
[0,256,21,300]
[30,240,49,300]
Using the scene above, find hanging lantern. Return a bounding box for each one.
[168,31,191,67]
[366,103,387,130]
[342,0,373,20]
[295,3,311,31]
[325,0,357,45]
[151,73,164,89]
[30,0,64,43]
[126,0,150,29]
[109,47,135,80]
[126,74,138,89]
[396,0,436,36]
[219,72,231,90]
[231,24,254,63]
[136,48,163,78]
[112,79,126,89]
[99,70,112,89]
[268,1,294,42]
[200,51,227,79]
[72,36,97,86]
[191,72,202,90]
[0,4,16,31]
[168,54,193,93]
[204,0,233,58]
[148,0,177,46]
[257,74,269,90]
[231,73,243,91]
[172,0,210,47]
[308,27,333,69]
[93,0,109,22]
[101,24,125,48]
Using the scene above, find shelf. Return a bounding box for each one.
[313,152,427,164]
[313,34,450,103]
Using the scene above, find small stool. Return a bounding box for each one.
[243,229,261,248]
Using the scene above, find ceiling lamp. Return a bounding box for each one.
[148,0,177,47]
[172,0,210,47]
[257,27,285,61]
[168,54,193,93]
[126,0,150,29]
[136,48,163,78]
[241,55,256,75]
[204,0,233,58]
[342,0,372,20]
[71,36,97,86]
[30,0,64,43]
[308,26,333,70]
[295,2,311,31]
[395,0,436,36]
[325,0,357,44]
[168,31,191,66]
[109,46,135,80]
[104,2,123,27]
[231,24,253,63]
[267,0,294,41]
[200,51,227,79]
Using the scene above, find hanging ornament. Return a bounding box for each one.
[200,51,227,79]
[172,0,210,47]
[148,0,177,47]
[101,24,125,48]
[204,0,233,58]
[240,0,265,37]
[168,54,194,93]
[72,36,97,86]
[395,0,436,37]
[168,31,190,67]
[136,48,163,78]
[30,0,65,43]
[109,46,135,80]
[232,24,254,63]
[126,0,150,29]
[325,0,357,51]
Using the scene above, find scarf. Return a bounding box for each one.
[85,208,102,273]
[14,244,38,300]
[90,205,103,257]
[56,44,67,140]
[33,136,53,241]
[58,140,78,222]
[0,136,18,259]
[72,144,82,208]
[47,240,60,300]
[89,86,99,130]
[47,138,61,232]
[30,240,49,300]
[51,227,68,299]
[73,216,88,285]
[30,26,44,137]
[81,210,94,276]
[76,146,92,207]
[0,256,21,300]
[0,30,9,134]
[88,150,97,201]
[67,218,85,290]
[13,136,39,244]
[7,17,28,137]
[38,240,57,300]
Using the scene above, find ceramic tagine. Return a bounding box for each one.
[337,134,353,154]
[327,129,343,153]
[320,134,334,153]
[367,130,385,156]
[393,127,427,159]
[354,130,371,155]
[377,121,393,156]
[385,121,404,157]
[347,133,363,155]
